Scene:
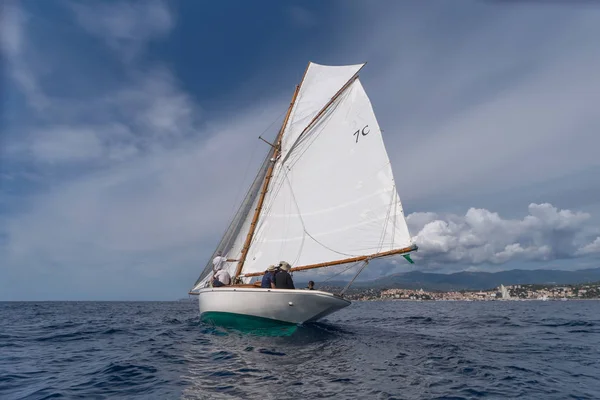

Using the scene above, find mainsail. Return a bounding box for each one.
[192,62,415,290]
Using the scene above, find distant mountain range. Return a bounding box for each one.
[306,267,600,292]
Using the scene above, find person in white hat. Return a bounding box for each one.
[261,265,277,289]
[274,261,295,289]
[212,262,231,287]
[212,251,238,271]
[211,251,237,287]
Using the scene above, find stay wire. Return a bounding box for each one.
[227,109,288,218]
[320,260,364,284]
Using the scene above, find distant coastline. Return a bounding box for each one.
[304,266,600,291]
[326,282,600,301]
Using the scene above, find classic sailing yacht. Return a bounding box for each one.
[189,62,417,325]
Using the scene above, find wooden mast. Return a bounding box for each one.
[232,63,310,280]
[241,244,418,278]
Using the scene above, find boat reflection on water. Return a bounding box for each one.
[181,318,354,399]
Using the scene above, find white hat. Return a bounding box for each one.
[279,261,291,271]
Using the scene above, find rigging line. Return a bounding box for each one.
[340,260,370,296]
[240,164,306,267]
[231,119,287,260]
[228,137,260,218]
[208,113,286,266]
[303,231,359,258]
[291,234,306,267]
[391,188,398,248]
[281,168,360,259]
[289,217,306,267]
[284,181,306,268]
[277,184,293,261]
[320,261,363,284]
[248,152,299,242]
[280,73,360,167]
[375,184,395,253]
[244,165,288,250]
[270,168,306,267]
[283,91,347,171]
[218,151,272,252]
[286,110,336,171]
[228,109,288,216]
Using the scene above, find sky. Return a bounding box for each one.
[1,0,599,300]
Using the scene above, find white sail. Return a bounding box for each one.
[239,77,413,277]
[280,62,365,160]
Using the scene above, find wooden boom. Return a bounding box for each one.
[242,244,418,278]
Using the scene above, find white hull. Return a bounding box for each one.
[197,287,351,325]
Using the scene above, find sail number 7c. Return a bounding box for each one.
[353,125,370,143]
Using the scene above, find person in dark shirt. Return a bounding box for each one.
[274,261,295,289]
[306,280,315,290]
[261,265,276,288]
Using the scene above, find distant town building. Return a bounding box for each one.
[356,282,600,302]
[499,284,510,300]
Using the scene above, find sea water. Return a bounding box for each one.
[1,300,599,399]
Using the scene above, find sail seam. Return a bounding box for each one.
[376,186,394,253]
[282,168,360,259]
[391,188,398,249]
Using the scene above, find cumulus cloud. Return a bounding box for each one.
[577,237,600,256]
[407,203,600,266]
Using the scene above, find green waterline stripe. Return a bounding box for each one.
[201,311,298,336]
